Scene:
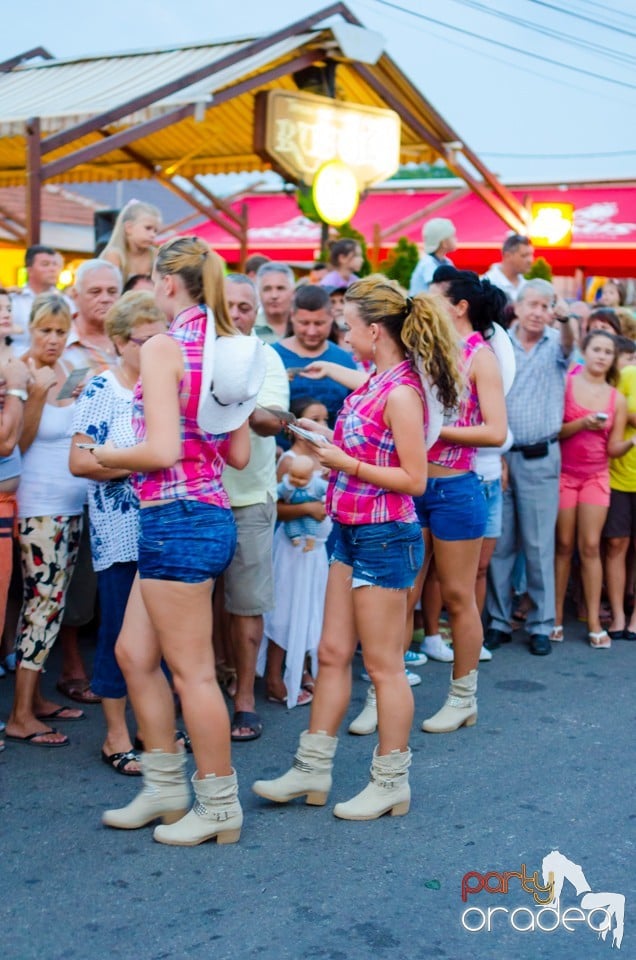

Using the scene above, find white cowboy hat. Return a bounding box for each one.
[197,310,267,435]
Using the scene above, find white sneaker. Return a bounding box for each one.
[420,634,454,662]
[479,645,493,662]
[362,667,423,686]
[404,649,428,667]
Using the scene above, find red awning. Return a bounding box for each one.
[188,185,636,275]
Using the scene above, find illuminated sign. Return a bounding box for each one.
[530,202,574,247]
[254,90,401,189]
[312,161,359,226]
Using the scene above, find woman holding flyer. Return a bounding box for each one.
[253,276,460,821]
[4,293,89,748]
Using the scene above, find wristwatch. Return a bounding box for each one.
[6,388,28,402]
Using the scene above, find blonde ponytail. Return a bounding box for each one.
[154,237,234,336]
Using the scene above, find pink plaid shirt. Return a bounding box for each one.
[132,304,231,506]
[428,332,488,472]
[327,359,424,525]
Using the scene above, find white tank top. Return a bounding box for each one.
[18,400,88,519]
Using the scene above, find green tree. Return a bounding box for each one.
[525,256,553,281]
[379,237,420,290]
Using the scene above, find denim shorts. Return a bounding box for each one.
[481,477,503,539]
[330,520,424,589]
[138,500,237,584]
[413,472,487,541]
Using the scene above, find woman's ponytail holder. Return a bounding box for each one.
[403,296,414,318]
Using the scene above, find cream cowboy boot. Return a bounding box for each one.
[102,748,189,829]
[333,746,411,820]
[252,730,338,805]
[154,769,243,846]
[421,669,478,733]
[348,684,378,736]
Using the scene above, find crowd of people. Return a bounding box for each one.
[1,198,635,843]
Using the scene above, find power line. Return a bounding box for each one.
[356,0,635,108]
[525,0,636,39]
[369,0,636,90]
[481,149,636,159]
[451,0,635,67]
[573,0,636,24]
[574,0,636,19]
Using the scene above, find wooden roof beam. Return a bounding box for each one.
[40,48,325,182]
[354,63,527,233]
[0,46,54,73]
[378,187,470,241]
[40,3,354,156]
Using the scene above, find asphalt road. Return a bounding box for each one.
[1,619,633,960]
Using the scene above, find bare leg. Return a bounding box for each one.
[231,613,263,736]
[138,576,231,778]
[475,538,497,615]
[554,507,577,628]
[433,536,483,678]
[308,562,357,736]
[577,503,610,635]
[265,639,286,700]
[115,576,175,756]
[404,528,431,652]
[605,537,629,633]
[5,665,68,744]
[58,624,89,684]
[101,696,139,769]
[354,585,412,754]
[422,561,443,635]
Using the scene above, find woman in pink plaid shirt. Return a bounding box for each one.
[253,276,460,821]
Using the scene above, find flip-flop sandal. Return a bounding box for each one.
[101,749,142,776]
[231,710,263,741]
[36,706,85,722]
[5,729,70,748]
[56,679,101,705]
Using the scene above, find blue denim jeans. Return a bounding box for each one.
[330,520,424,589]
[92,561,137,699]
[138,500,237,584]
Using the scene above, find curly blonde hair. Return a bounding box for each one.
[344,275,461,410]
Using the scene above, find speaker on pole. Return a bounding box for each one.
[93,209,119,255]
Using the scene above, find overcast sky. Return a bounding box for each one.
[2,0,635,184]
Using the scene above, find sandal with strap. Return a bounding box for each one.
[101,749,142,776]
[589,630,611,649]
[549,625,564,642]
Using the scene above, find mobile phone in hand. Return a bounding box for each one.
[595,412,608,422]
[57,367,90,400]
[75,442,96,450]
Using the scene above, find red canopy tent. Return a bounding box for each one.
[187,184,636,276]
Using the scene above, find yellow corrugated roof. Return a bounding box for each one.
[0,27,441,187]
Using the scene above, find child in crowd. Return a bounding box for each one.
[102,200,161,284]
[258,397,331,708]
[277,454,328,551]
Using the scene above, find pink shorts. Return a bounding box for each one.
[559,470,610,509]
